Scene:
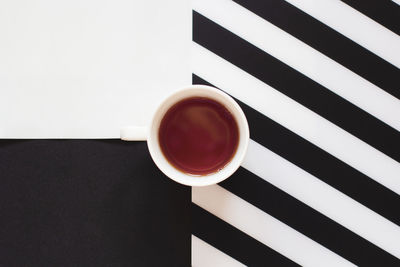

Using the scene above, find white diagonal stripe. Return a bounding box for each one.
[285,0,400,68]
[192,185,355,267]
[192,235,245,267]
[193,0,400,132]
[244,139,400,259]
[192,42,400,196]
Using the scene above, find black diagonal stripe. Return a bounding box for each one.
[193,11,400,164]
[192,203,299,267]
[219,168,400,266]
[341,0,400,36]
[193,74,400,227]
[231,0,400,100]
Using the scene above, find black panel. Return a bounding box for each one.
[0,140,190,267]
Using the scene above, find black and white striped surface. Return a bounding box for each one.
[191,0,400,266]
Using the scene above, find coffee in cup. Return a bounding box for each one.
[158,96,239,176]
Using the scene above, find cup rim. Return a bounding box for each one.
[147,85,249,187]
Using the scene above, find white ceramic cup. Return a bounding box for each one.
[120,85,249,186]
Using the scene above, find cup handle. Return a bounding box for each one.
[120,126,148,141]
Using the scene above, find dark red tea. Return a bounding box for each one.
[159,97,239,175]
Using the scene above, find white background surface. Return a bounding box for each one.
[0,0,191,138]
